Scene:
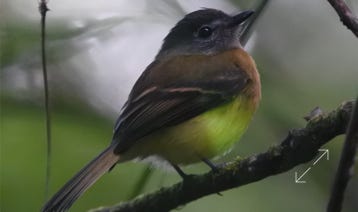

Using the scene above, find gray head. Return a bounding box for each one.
[156,9,254,60]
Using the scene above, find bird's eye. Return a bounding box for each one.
[197,26,213,38]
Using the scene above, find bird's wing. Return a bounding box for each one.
[113,55,250,152]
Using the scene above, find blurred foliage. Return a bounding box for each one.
[1,21,39,67]
[1,0,357,212]
[0,20,85,68]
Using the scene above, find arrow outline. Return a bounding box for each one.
[295,167,312,183]
[294,149,329,183]
[313,149,329,165]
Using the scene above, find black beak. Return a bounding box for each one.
[228,10,254,27]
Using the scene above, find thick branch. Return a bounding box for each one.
[327,0,358,37]
[327,97,358,212]
[90,101,354,212]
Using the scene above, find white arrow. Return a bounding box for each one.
[295,149,330,183]
[295,167,312,183]
[313,149,329,165]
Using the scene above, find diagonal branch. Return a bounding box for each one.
[327,97,358,212]
[327,0,358,37]
[90,101,354,212]
[325,1,357,211]
[240,0,271,46]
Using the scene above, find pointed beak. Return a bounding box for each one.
[228,10,254,28]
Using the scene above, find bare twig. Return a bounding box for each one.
[327,0,358,37]
[327,97,358,212]
[90,101,353,212]
[240,0,270,46]
[325,1,358,211]
[38,0,51,200]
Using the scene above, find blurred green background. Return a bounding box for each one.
[1,0,357,212]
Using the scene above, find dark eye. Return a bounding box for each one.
[197,26,213,38]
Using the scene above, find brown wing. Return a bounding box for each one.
[113,53,250,152]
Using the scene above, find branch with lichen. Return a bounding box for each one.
[89,100,354,212]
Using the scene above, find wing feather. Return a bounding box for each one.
[113,70,249,152]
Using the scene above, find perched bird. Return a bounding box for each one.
[43,8,261,211]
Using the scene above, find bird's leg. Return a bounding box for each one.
[170,163,194,181]
[201,158,219,173]
[201,158,223,196]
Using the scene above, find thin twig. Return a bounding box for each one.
[327,97,358,212]
[90,101,354,212]
[39,0,51,200]
[327,0,358,37]
[240,0,270,46]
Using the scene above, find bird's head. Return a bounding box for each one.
[156,8,254,60]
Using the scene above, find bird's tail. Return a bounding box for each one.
[42,144,120,212]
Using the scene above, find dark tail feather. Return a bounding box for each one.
[42,144,120,212]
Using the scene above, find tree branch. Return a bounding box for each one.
[38,0,52,201]
[90,101,354,212]
[240,0,270,46]
[327,97,358,212]
[325,1,358,210]
[327,0,358,37]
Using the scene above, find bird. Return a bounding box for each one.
[42,8,261,212]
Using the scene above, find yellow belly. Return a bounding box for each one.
[121,95,256,165]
